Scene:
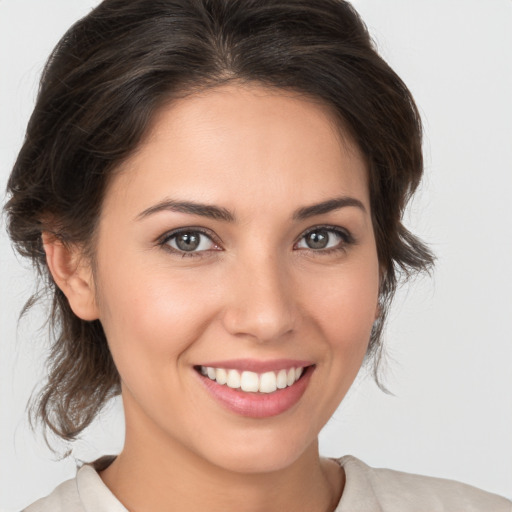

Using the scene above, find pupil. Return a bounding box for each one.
[307,230,328,249]
[176,232,200,251]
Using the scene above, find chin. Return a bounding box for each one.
[192,427,318,475]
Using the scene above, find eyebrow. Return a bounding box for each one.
[136,199,235,222]
[136,196,366,222]
[293,196,366,220]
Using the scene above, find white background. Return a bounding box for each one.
[1,1,511,510]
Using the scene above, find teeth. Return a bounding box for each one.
[259,371,277,393]
[240,371,259,392]
[276,369,288,389]
[216,368,227,385]
[199,365,307,393]
[227,369,241,389]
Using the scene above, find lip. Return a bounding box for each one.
[195,363,315,418]
[195,358,314,373]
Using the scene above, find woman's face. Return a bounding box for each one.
[91,84,380,473]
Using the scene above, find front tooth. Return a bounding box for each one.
[286,368,295,386]
[240,371,259,392]
[226,369,241,389]
[295,367,304,380]
[207,367,216,380]
[259,371,277,393]
[215,368,227,385]
[276,369,288,389]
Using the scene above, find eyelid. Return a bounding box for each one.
[294,225,355,251]
[297,225,354,242]
[157,227,223,254]
[156,224,354,256]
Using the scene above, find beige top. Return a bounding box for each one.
[22,455,512,512]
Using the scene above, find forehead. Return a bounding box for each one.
[104,83,369,217]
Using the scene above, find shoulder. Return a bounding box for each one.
[21,461,126,512]
[336,455,512,512]
[22,477,82,512]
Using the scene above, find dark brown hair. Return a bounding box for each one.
[4,0,434,442]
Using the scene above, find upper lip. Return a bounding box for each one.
[196,358,314,373]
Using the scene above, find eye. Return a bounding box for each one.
[162,229,219,254]
[295,227,352,251]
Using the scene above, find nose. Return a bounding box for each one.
[220,254,296,343]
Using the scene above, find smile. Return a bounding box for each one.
[195,362,315,418]
[198,365,305,394]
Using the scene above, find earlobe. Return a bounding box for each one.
[42,232,99,321]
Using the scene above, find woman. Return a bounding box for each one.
[3,0,511,510]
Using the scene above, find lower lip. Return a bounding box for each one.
[196,366,314,418]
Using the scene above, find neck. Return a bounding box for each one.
[100,409,343,512]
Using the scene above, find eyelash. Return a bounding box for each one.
[158,227,221,258]
[157,225,355,258]
[294,225,355,255]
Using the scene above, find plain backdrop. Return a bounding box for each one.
[1,1,511,510]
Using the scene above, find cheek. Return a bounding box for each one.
[305,258,379,357]
[95,261,216,383]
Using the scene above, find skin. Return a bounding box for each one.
[45,83,380,512]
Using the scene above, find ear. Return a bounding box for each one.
[42,232,99,321]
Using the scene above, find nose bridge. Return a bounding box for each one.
[221,249,296,342]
